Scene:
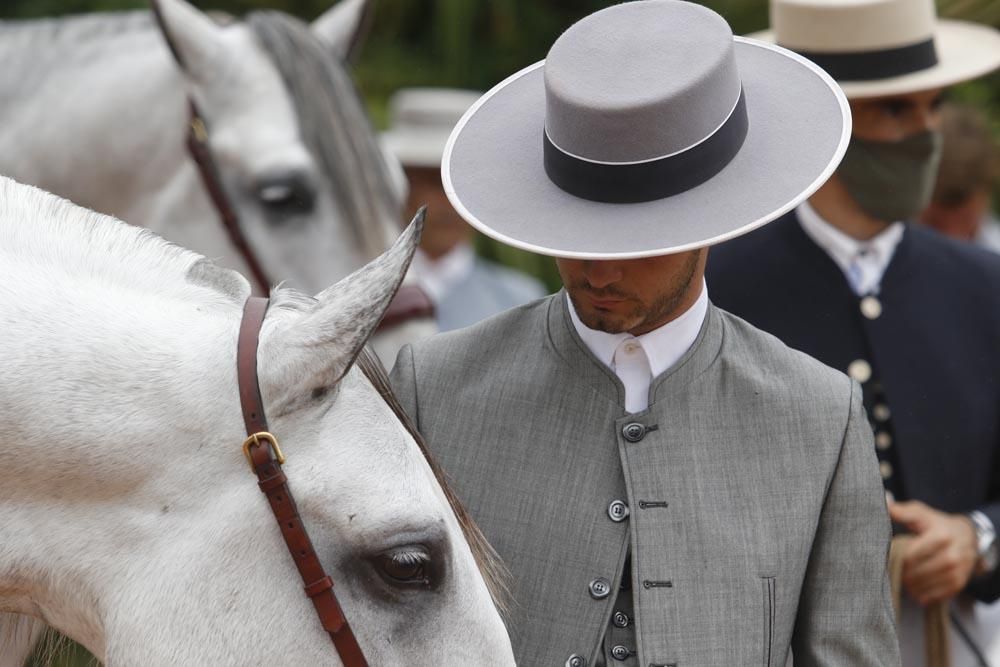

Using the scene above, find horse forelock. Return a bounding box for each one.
[354,349,513,617]
[247,11,400,262]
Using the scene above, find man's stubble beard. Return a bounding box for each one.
[571,252,700,334]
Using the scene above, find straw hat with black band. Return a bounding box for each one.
[750,0,1000,99]
[441,0,852,259]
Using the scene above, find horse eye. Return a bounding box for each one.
[375,547,434,588]
[254,173,315,216]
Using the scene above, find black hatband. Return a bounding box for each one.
[543,88,749,204]
[792,38,938,82]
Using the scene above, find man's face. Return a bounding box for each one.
[404,167,471,259]
[849,88,946,142]
[557,250,706,336]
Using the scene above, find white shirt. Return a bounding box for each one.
[568,281,709,413]
[409,243,476,304]
[797,201,905,296]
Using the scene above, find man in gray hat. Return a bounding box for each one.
[391,1,898,665]
[706,0,1000,663]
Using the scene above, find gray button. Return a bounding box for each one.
[589,577,612,599]
[875,431,892,450]
[880,461,893,479]
[873,404,891,422]
[860,296,883,320]
[847,359,872,383]
[622,422,646,442]
[565,655,585,667]
[608,500,630,522]
[613,611,630,628]
[611,645,632,661]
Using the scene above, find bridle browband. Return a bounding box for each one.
[238,296,369,666]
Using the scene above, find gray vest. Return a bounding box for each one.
[390,294,898,666]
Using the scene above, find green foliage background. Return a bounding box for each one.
[0,2,998,662]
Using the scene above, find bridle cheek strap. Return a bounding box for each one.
[237,296,369,666]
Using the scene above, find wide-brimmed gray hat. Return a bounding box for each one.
[751,0,1000,99]
[442,0,851,259]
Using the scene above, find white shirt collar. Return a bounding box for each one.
[797,201,905,295]
[567,280,709,380]
[409,243,476,304]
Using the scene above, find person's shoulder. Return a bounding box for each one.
[709,211,798,264]
[407,293,554,367]
[715,306,853,408]
[473,257,549,299]
[908,223,1000,283]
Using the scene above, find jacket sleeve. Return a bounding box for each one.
[388,343,420,430]
[792,381,900,666]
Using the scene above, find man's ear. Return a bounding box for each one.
[259,209,424,411]
[311,0,373,62]
[150,0,229,76]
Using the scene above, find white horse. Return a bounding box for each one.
[0,0,433,365]
[0,176,514,665]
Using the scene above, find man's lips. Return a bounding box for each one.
[585,294,626,308]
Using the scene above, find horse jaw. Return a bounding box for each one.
[260,209,423,413]
[311,0,372,61]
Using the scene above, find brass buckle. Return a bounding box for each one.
[190,116,209,144]
[242,432,285,471]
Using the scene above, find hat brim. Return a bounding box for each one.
[749,20,1000,99]
[442,38,850,259]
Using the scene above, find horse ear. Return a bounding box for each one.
[261,209,424,410]
[151,0,227,75]
[311,0,373,62]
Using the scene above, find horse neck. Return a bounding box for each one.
[0,14,268,280]
[0,246,246,658]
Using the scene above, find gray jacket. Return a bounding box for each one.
[390,293,899,666]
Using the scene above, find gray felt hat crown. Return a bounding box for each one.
[443,0,851,259]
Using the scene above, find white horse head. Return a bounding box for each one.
[0,177,512,665]
[0,0,430,365]
[149,0,406,291]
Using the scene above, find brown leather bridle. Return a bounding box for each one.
[238,296,369,666]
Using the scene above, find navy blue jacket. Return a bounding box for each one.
[707,211,1000,601]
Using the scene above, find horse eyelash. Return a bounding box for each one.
[391,550,430,567]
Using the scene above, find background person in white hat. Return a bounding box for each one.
[706,1,1000,664]
[391,1,898,664]
[382,88,547,332]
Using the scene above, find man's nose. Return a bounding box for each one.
[583,261,623,289]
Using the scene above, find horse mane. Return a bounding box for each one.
[248,11,400,262]
[355,348,512,616]
[0,177,218,299]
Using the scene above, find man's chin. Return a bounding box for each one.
[576,310,632,334]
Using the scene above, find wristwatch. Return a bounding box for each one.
[967,510,999,576]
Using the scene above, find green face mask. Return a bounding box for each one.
[836,130,943,223]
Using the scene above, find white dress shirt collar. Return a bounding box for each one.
[567,281,709,412]
[409,243,476,304]
[797,201,905,296]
